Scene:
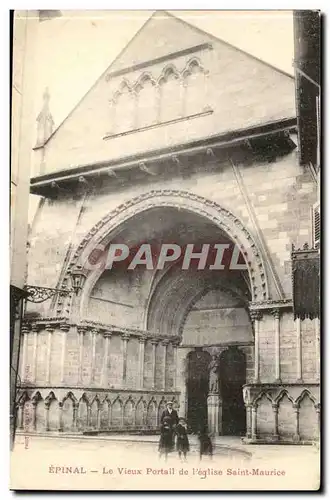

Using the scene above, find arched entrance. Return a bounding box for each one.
[61,190,269,320]
[59,190,264,436]
[186,349,211,433]
[220,347,246,436]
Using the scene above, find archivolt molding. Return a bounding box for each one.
[147,267,251,337]
[59,190,269,317]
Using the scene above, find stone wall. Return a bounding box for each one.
[27,153,317,302]
[16,388,179,434]
[19,322,179,392]
[243,383,320,443]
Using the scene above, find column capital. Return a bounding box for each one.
[121,333,131,342]
[271,308,281,320]
[161,338,170,346]
[103,330,112,338]
[59,323,70,332]
[21,324,30,335]
[272,403,279,412]
[250,310,263,322]
[150,338,159,346]
[171,336,181,347]
[91,328,99,336]
[138,334,148,344]
[77,325,88,335]
[31,322,39,333]
[45,323,55,332]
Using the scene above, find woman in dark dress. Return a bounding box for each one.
[176,418,190,462]
[158,416,174,461]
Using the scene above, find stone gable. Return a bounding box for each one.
[34,11,295,176]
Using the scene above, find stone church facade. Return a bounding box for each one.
[17,12,320,443]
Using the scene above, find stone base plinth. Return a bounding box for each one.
[207,393,222,436]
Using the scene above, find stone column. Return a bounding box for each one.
[293,403,300,442]
[45,403,50,432]
[177,347,189,418]
[18,404,24,430]
[315,403,320,440]
[251,311,262,383]
[97,405,101,430]
[138,335,147,389]
[272,403,279,441]
[72,403,78,431]
[180,79,187,117]
[121,333,130,385]
[314,318,320,381]
[59,323,69,384]
[87,404,91,428]
[251,405,257,441]
[58,402,63,432]
[31,322,38,383]
[155,83,161,123]
[245,404,252,439]
[102,331,111,388]
[20,324,29,381]
[90,329,98,385]
[272,309,281,383]
[45,324,54,384]
[161,339,169,390]
[207,393,220,436]
[151,339,158,389]
[32,401,37,431]
[296,318,303,382]
[77,326,87,384]
[172,339,179,391]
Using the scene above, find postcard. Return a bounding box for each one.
[10,9,321,491]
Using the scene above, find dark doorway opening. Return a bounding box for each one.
[186,350,211,434]
[220,347,246,436]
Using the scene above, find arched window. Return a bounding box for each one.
[135,74,157,128]
[113,80,136,134]
[183,59,206,116]
[158,66,182,123]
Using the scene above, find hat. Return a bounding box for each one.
[166,401,173,405]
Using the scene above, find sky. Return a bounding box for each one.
[33,10,294,131]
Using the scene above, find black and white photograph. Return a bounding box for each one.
[9,9,321,491]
